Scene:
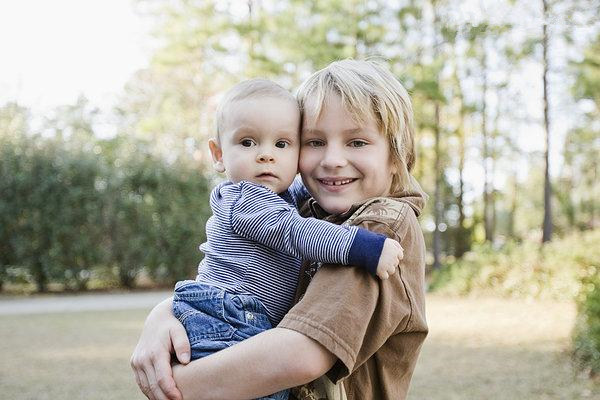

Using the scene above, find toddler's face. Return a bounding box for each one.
[210,96,300,194]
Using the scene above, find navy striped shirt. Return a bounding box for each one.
[196,179,386,324]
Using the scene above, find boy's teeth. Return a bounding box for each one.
[323,179,353,186]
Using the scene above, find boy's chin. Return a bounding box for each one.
[317,199,353,215]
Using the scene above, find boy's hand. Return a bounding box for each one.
[130,298,190,400]
[376,238,403,279]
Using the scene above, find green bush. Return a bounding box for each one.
[429,230,600,301]
[573,264,600,377]
[0,134,211,292]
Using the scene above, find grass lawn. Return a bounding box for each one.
[0,295,598,399]
[0,309,149,400]
[410,295,599,399]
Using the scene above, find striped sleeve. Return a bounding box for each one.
[287,176,311,206]
[228,181,386,273]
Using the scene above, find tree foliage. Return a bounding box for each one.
[0,102,211,291]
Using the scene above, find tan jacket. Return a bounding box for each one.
[279,191,428,400]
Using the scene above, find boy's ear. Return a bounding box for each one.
[208,138,226,173]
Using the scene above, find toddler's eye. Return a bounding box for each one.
[349,140,368,148]
[241,139,255,147]
[275,140,289,148]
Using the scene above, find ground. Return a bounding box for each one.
[409,295,598,399]
[0,292,597,399]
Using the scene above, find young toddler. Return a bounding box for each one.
[172,79,403,399]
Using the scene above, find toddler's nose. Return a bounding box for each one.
[257,153,275,163]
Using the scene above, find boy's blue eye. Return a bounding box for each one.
[241,139,255,147]
[275,140,288,148]
[306,140,324,147]
[349,140,367,148]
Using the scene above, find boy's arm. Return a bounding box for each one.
[172,327,336,400]
[229,181,388,276]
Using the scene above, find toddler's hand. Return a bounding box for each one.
[376,238,403,279]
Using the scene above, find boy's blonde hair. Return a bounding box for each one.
[296,59,417,194]
[216,78,297,141]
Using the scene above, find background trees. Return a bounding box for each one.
[1,0,598,291]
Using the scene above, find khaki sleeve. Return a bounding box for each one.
[278,211,426,382]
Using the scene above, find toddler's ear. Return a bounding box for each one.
[208,138,226,173]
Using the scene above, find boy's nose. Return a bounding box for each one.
[257,153,275,163]
[320,146,347,168]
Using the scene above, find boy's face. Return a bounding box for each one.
[299,94,396,214]
[209,96,300,194]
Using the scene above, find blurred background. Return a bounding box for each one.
[0,0,598,399]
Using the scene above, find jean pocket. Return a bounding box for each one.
[225,293,272,340]
[174,279,197,292]
[172,283,234,342]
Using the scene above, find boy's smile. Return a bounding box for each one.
[209,96,300,194]
[317,177,357,188]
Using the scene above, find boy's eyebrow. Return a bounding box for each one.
[302,128,363,135]
[342,128,362,135]
[301,128,323,135]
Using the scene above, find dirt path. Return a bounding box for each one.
[0,290,171,315]
[410,294,598,399]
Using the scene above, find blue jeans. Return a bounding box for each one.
[173,280,289,400]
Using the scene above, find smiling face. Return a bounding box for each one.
[209,96,300,193]
[299,94,396,214]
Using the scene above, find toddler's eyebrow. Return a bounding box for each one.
[233,125,255,131]
[278,128,299,135]
[231,125,258,136]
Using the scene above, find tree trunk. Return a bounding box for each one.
[456,124,468,258]
[454,68,469,258]
[508,172,518,238]
[482,45,493,243]
[33,260,48,293]
[433,102,442,270]
[592,163,597,229]
[432,2,442,270]
[491,97,501,240]
[542,0,553,243]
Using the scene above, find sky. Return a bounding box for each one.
[0,0,151,113]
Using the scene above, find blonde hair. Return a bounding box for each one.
[296,59,417,194]
[216,78,297,140]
